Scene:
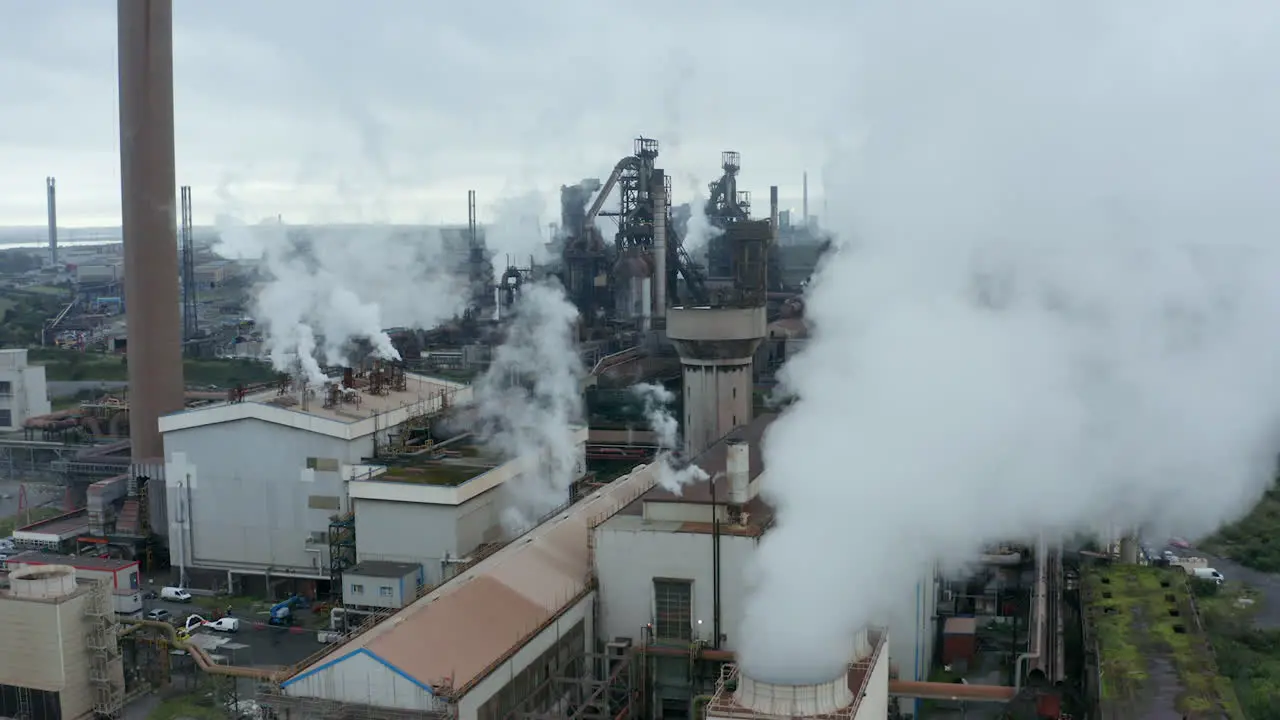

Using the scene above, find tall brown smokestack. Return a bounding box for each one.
[117,0,184,462]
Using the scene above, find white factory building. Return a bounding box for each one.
[347,424,588,588]
[158,367,590,598]
[0,348,51,431]
[0,564,125,720]
[158,369,473,594]
[270,417,919,720]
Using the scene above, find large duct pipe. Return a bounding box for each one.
[117,0,184,462]
[46,177,58,267]
[652,169,667,318]
[1014,533,1049,691]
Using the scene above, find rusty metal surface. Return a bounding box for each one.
[117,0,185,460]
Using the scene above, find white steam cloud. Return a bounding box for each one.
[740,1,1280,685]
[487,192,550,281]
[680,192,717,259]
[632,382,709,493]
[214,218,465,387]
[472,283,585,532]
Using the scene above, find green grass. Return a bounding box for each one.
[1201,481,1280,572]
[28,347,280,387]
[1085,564,1245,718]
[147,697,224,720]
[0,506,66,537]
[380,462,491,486]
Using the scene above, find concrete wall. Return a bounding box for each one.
[0,595,75,691]
[888,569,940,683]
[853,635,891,720]
[680,362,753,456]
[0,350,50,430]
[164,419,376,576]
[354,490,502,586]
[594,520,757,649]
[282,650,449,715]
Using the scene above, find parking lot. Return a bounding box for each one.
[141,596,327,669]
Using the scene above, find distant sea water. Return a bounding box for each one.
[0,225,125,250]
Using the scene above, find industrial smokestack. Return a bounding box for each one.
[46,177,58,267]
[117,0,184,462]
[802,172,809,229]
[652,170,668,319]
[770,186,779,236]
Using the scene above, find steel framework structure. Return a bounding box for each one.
[505,651,635,720]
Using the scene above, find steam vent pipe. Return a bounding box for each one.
[117,0,185,461]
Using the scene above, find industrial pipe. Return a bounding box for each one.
[1014,533,1049,691]
[119,618,280,679]
[887,680,1016,703]
[652,170,668,318]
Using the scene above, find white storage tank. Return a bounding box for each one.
[726,439,750,505]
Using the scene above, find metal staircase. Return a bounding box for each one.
[85,579,123,718]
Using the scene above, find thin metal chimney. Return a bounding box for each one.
[117,0,184,462]
[46,177,58,267]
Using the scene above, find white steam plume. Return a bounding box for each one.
[740,1,1280,685]
[472,283,585,532]
[214,217,465,387]
[487,192,550,280]
[632,382,709,493]
[680,192,717,259]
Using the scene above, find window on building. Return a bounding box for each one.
[379,586,393,598]
[0,381,11,397]
[654,579,693,641]
[351,584,364,594]
[0,409,12,427]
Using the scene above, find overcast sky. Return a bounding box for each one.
[1,0,849,229]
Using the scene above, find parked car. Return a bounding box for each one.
[146,608,171,622]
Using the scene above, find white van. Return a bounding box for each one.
[160,586,193,602]
[1192,567,1225,585]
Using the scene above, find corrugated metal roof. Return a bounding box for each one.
[285,462,658,697]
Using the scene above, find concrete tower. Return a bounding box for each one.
[667,217,772,456]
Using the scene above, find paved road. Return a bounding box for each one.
[47,380,127,398]
[1187,546,1280,629]
[141,597,323,669]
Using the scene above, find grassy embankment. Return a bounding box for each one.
[28,347,279,387]
[1195,580,1280,720]
[0,506,65,537]
[1201,481,1280,573]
